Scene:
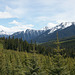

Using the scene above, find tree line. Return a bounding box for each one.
[0,35,75,58]
[2,36,47,55]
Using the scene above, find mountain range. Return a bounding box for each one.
[0,22,75,43]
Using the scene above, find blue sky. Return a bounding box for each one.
[0,0,75,34]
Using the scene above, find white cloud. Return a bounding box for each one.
[9,20,21,25]
[0,24,34,35]
[0,0,75,29]
[0,25,9,31]
[8,20,34,34]
[5,6,26,18]
[0,20,34,35]
[9,20,34,27]
[34,16,51,22]
[0,12,15,18]
[33,0,75,24]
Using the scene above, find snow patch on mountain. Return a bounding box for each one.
[0,25,8,35]
[0,30,7,35]
[41,23,57,31]
[41,26,50,31]
[0,22,75,36]
[48,22,75,34]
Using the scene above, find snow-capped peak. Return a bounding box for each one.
[41,26,50,31]
[48,22,75,34]
[41,23,57,31]
[0,25,9,35]
[60,22,74,28]
[0,30,7,35]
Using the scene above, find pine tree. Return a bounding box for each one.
[71,63,75,75]
[35,41,37,50]
[6,58,12,75]
[25,45,40,75]
[23,40,29,52]
[66,57,75,75]
[4,38,8,49]
[22,51,29,67]
[47,32,70,75]
[0,52,7,75]
[12,53,24,75]
[0,52,3,75]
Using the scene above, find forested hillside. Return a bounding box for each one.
[0,35,75,75]
[41,36,75,57]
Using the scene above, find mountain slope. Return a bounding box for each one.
[34,23,75,43]
[0,30,8,37]
[48,22,74,34]
[11,29,45,42]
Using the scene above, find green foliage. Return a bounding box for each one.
[3,36,46,55]
[46,32,70,75]
[0,35,75,75]
[41,36,75,57]
[25,52,39,75]
[0,46,75,75]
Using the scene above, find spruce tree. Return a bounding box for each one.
[13,53,24,75]
[71,63,75,75]
[25,45,40,75]
[0,52,7,75]
[47,32,70,75]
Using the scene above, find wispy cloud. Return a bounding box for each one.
[0,20,34,34]
[0,12,16,18]
[0,0,75,29]
[5,6,27,18]
[9,20,21,25]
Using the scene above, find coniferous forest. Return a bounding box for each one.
[0,34,75,75]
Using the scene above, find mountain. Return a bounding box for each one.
[0,25,9,37]
[48,22,73,34]
[0,22,75,43]
[33,22,75,43]
[41,26,51,31]
[11,29,45,42]
[0,25,8,34]
[0,30,8,37]
[0,30,7,35]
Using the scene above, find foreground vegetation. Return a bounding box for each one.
[0,35,75,75]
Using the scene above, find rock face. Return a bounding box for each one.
[11,29,45,42]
